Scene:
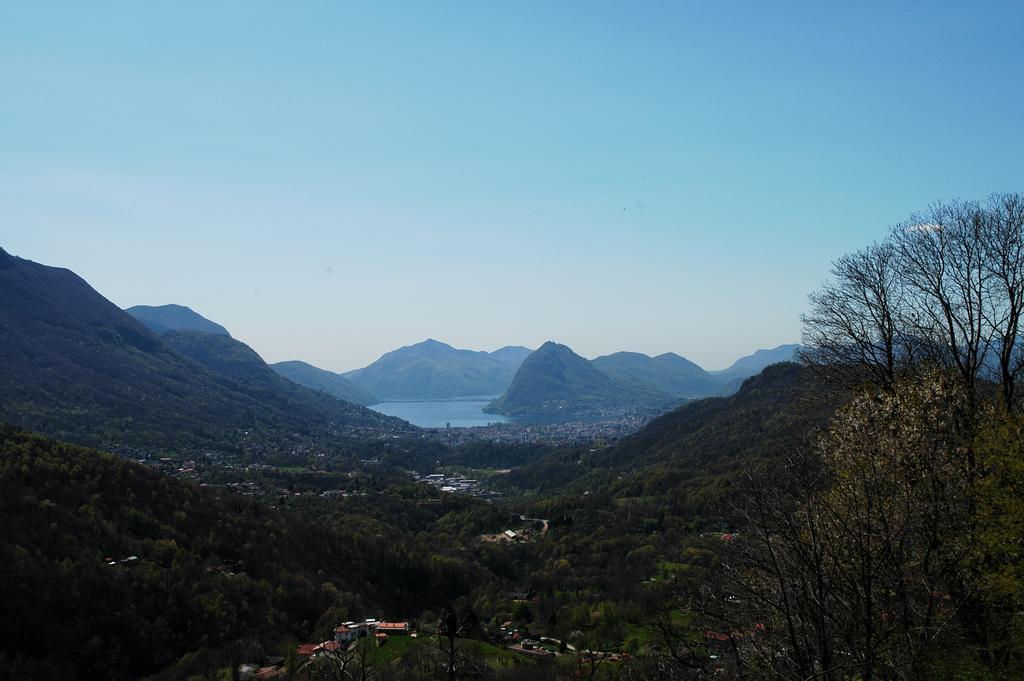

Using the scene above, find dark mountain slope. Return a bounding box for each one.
[343,338,529,399]
[162,330,274,382]
[0,249,403,450]
[161,330,391,423]
[125,303,231,336]
[271,359,378,406]
[602,362,828,472]
[499,363,837,523]
[591,351,722,397]
[486,341,677,418]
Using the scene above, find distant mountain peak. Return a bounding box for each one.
[489,345,533,363]
[719,343,801,371]
[125,304,231,337]
[390,338,463,356]
[344,338,531,400]
[486,341,679,418]
[591,349,719,399]
[710,343,802,390]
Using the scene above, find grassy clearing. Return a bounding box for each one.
[370,635,539,670]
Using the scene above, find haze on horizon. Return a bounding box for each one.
[3,2,1022,373]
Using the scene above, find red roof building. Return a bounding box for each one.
[314,641,343,654]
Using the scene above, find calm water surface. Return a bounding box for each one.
[369,397,513,428]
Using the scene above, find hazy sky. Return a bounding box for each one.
[3,2,1022,372]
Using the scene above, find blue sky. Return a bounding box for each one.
[3,2,1022,371]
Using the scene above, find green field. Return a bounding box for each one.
[361,635,541,670]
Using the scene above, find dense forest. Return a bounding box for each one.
[0,426,516,680]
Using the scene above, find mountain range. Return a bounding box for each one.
[485,341,680,418]
[334,339,800,410]
[0,248,406,451]
[342,339,533,400]
[591,350,723,398]
[0,245,802,433]
[484,341,804,419]
[123,317,797,412]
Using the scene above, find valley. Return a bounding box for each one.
[0,248,819,681]
[4,6,1020,676]
[5,220,1024,681]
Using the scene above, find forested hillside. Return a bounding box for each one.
[601,362,828,471]
[495,362,836,522]
[0,426,499,680]
[161,330,394,427]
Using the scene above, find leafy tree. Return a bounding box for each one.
[725,371,975,680]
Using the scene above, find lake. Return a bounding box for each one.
[368,397,513,428]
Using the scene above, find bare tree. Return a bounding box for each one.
[802,241,912,391]
[980,193,1024,410]
[723,448,843,681]
[432,606,489,681]
[648,606,708,676]
[804,193,1024,415]
[893,200,991,410]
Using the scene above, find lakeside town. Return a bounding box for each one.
[422,413,663,446]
